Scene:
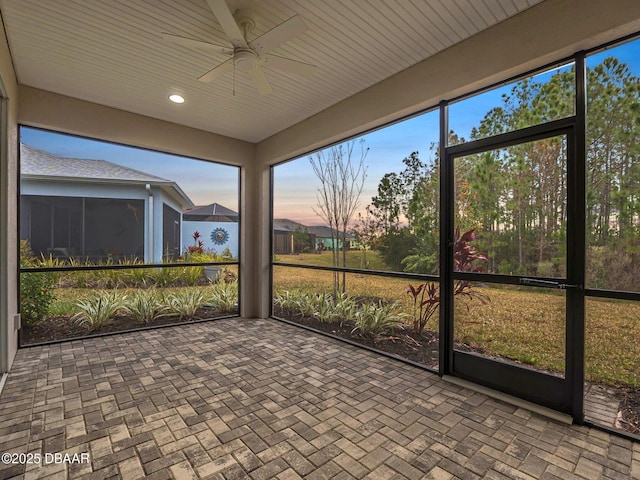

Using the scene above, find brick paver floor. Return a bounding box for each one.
[0,318,638,479]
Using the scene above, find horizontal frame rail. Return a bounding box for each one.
[20,261,238,274]
[452,271,566,286]
[585,288,640,302]
[446,117,575,157]
[273,261,439,281]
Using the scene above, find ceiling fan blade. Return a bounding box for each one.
[198,58,233,82]
[264,54,316,77]
[161,33,233,55]
[206,0,248,49]
[248,65,273,95]
[250,15,308,54]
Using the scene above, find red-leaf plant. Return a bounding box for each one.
[186,231,205,255]
[406,227,489,334]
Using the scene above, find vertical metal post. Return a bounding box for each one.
[269,166,274,318]
[81,197,85,258]
[439,101,453,375]
[568,52,587,423]
[146,184,154,262]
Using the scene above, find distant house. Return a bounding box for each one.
[182,203,239,257]
[20,144,194,262]
[306,225,354,251]
[273,219,354,254]
[273,219,316,254]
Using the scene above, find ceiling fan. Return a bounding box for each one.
[162,0,316,95]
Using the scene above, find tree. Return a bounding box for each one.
[310,139,368,294]
[352,206,378,269]
[292,226,311,253]
[370,172,402,235]
[366,56,640,286]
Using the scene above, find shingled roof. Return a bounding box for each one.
[21,144,171,183]
[20,143,194,208]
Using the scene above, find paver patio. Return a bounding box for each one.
[0,318,638,480]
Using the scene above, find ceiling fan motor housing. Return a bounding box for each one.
[234,48,258,71]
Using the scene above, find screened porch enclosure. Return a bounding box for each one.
[20,195,145,262]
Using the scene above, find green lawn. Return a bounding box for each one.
[276,250,389,270]
[273,265,640,387]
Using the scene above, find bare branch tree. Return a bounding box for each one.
[310,139,368,294]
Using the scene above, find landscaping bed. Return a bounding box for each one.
[20,306,232,345]
[276,306,441,367]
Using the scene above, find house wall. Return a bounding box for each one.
[0,19,20,374]
[19,180,186,263]
[21,180,150,199]
[22,180,150,258]
[151,191,183,262]
[182,221,239,258]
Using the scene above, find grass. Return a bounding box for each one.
[273,265,640,387]
[276,250,389,270]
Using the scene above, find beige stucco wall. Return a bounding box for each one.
[18,86,254,167]
[0,15,20,372]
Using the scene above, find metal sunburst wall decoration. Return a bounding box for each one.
[211,227,229,245]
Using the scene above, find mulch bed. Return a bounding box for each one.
[618,387,640,435]
[20,307,234,345]
[285,311,441,368]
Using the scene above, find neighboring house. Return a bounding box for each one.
[182,203,239,258]
[273,219,316,254]
[20,144,194,263]
[273,219,354,254]
[307,225,354,251]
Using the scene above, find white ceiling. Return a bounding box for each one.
[0,0,542,143]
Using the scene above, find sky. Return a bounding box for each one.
[20,37,639,226]
[21,128,240,211]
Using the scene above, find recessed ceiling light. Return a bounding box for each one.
[169,94,185,104]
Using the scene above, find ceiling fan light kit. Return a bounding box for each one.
[163,0,317,95]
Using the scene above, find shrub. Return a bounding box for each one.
[20,271,56,325]
[536,260,555,278]
[406,227,489,334]
[352,302,406,337]
[186,231,205,255]
[65,258,98,288]
[333,294,359,322]
[124,288,170,324]
[180,266,204,286]
[72,290,126,331]
[312,293,338,323]
[209,280,238,314]
[147,266,181,287]
[167,289,206,319]
[19,240,56,324]
[273,289,313,317]
[406,282,439,335]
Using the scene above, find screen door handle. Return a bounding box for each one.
[520,278,582,290]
